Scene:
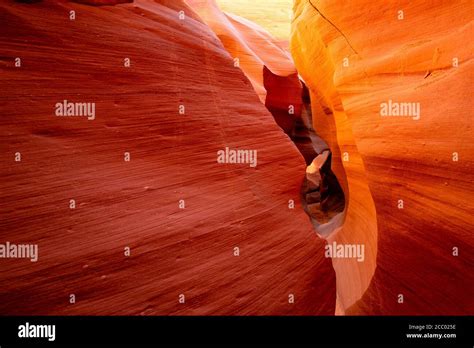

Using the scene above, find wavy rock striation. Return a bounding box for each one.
[0,0,335,315]
[187,0,296,104]
[291,0,473,314]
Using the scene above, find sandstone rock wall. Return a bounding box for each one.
[291,0,473,314]
[0,0,335,314]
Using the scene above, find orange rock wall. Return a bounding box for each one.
[291,0,474,314]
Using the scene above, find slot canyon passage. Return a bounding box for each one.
[0,0,473,315]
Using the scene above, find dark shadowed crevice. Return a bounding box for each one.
[292,83,330,163]
[297,83,345,236]
[262,68,345,237]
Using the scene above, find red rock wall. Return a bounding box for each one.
[291,0,474,314]
[0,0,335,315]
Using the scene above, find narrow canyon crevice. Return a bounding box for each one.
[4,0,471,318]
[291,0,379,314]
[262,67,346,237]
[1,0,337,315]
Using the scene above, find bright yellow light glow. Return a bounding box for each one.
[215,0,293,41]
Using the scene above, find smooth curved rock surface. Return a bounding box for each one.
[0,0,335,315]
[291,0,473,314]
[188,0,296,102]
[189,0,305,153]
[262,65,302,135]
[216,0,292,42]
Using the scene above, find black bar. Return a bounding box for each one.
[0,316,472,345]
